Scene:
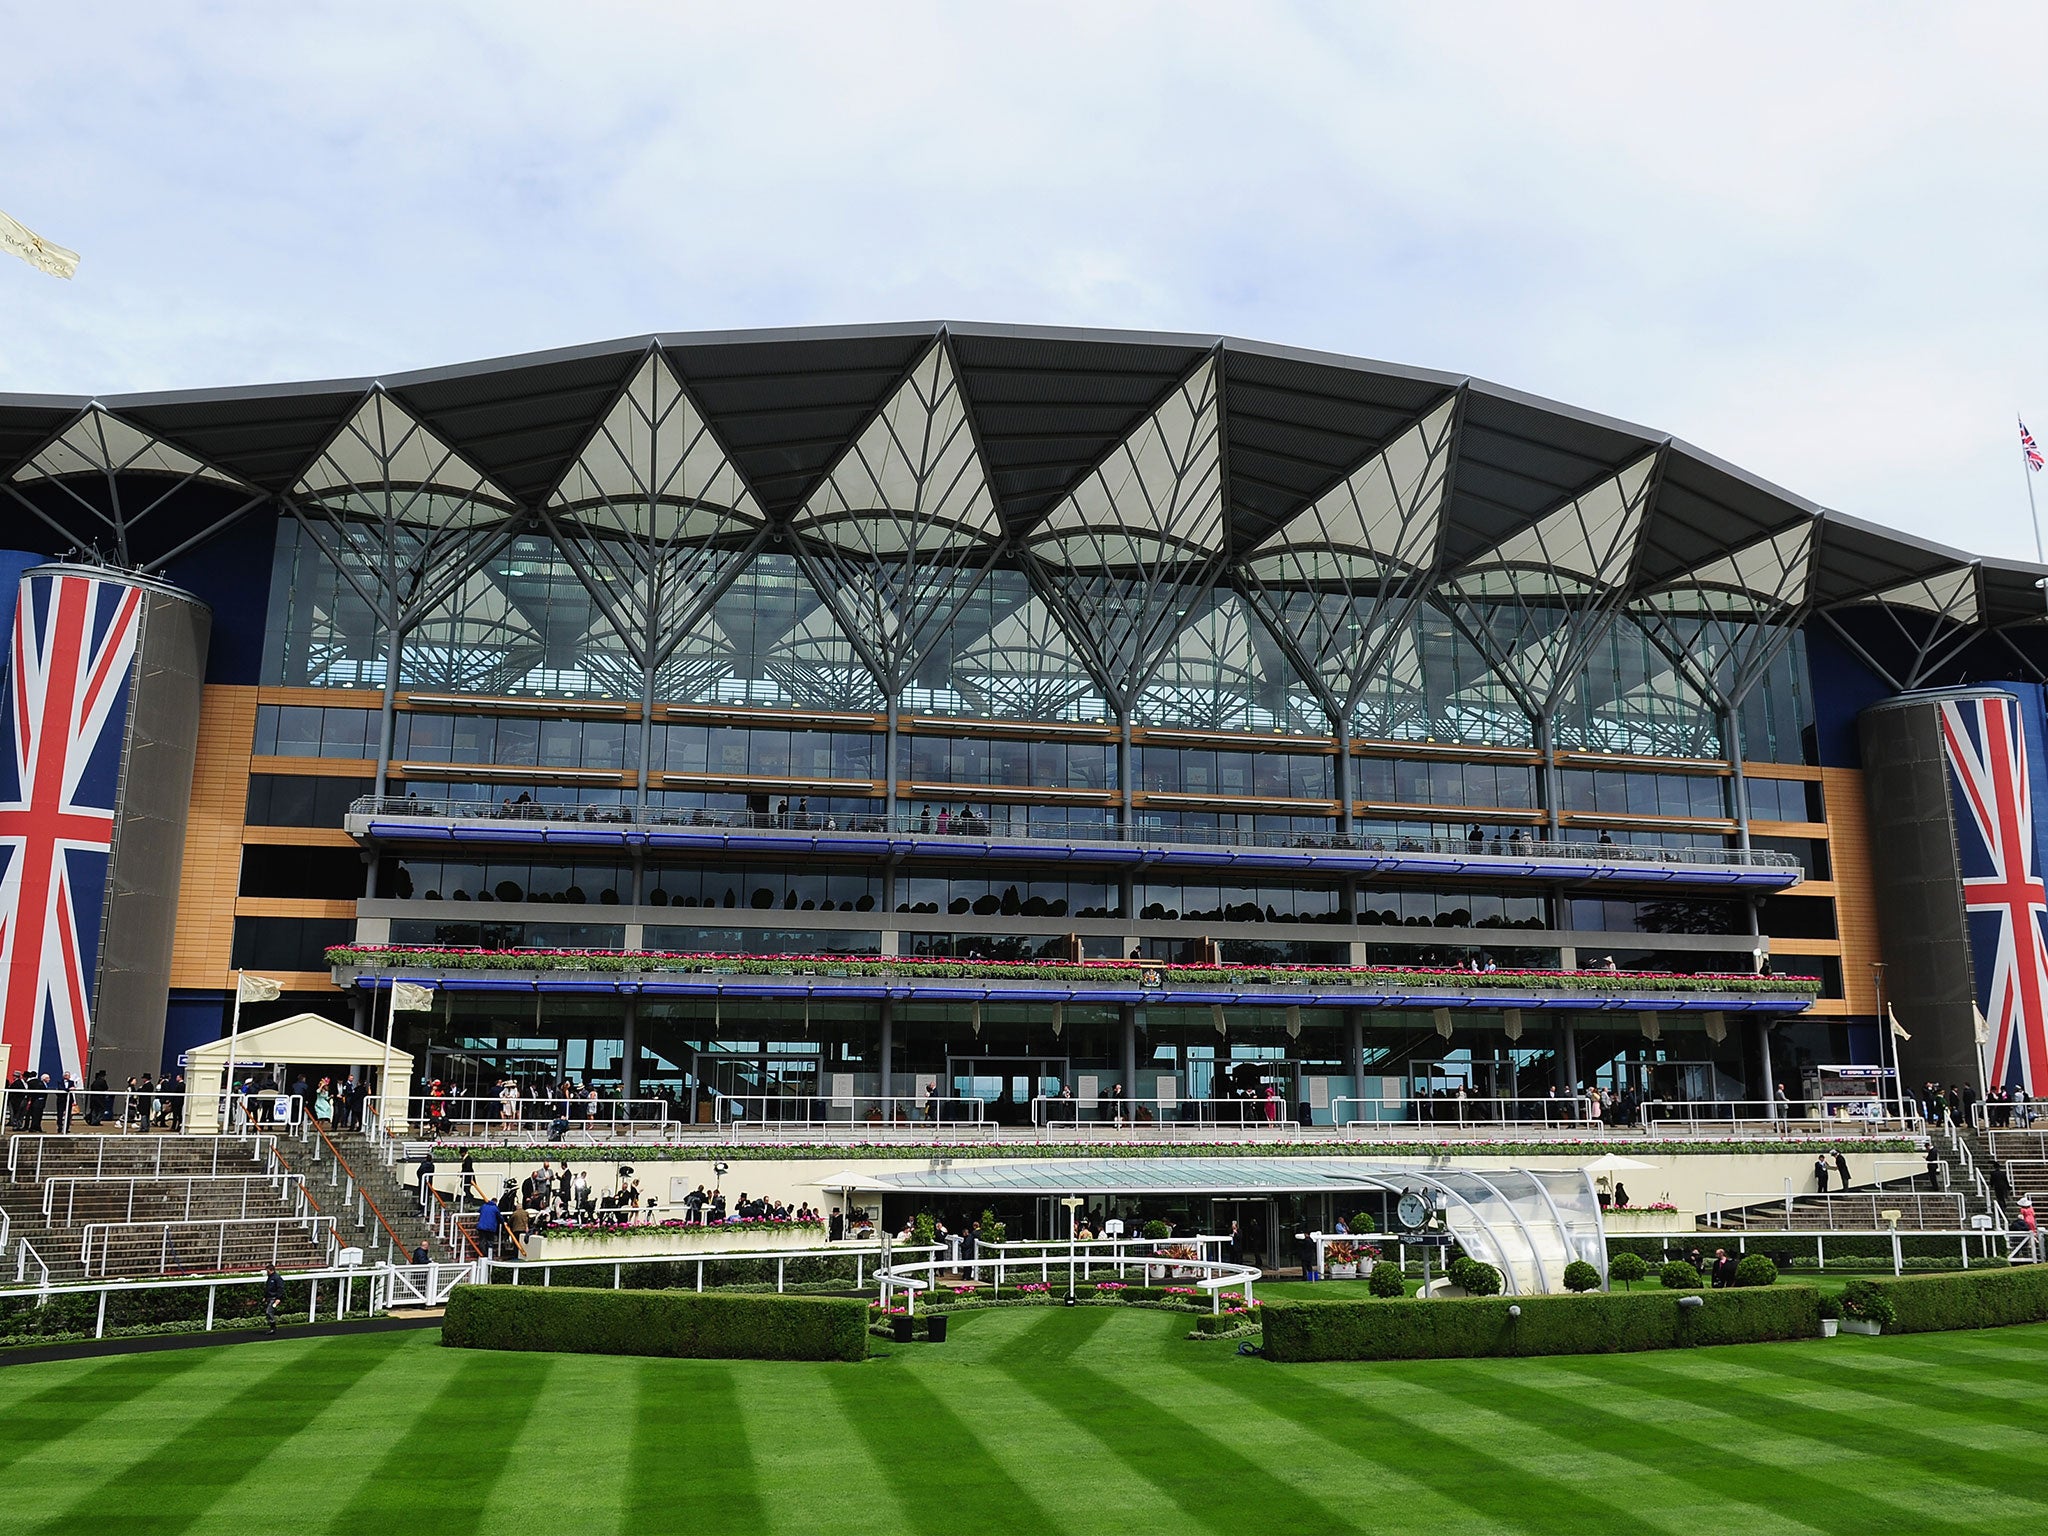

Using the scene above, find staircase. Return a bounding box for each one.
[269,1124,448,1264]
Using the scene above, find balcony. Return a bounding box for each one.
[345,798,1805,891]
[328,946,1821,1014]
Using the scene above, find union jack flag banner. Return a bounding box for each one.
[0,572,143,1080]
[1941,694,2048,1092]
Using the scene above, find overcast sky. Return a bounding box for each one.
[4,2,2046,560]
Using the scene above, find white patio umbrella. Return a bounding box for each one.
[1580,1153,1658,1174]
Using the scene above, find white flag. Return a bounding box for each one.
[236,973,282,1004]
[1888,1004,1912,1042]
[391,981,436,1012]
[1973,1006,1991,1046]
[0,208,79,279]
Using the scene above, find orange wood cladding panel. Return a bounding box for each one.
[169,686,258,992]
[1819,766,1881,1015]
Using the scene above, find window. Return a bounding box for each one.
[252,704,381,759]
[231,917,355,970]
[1745,778,1823,823]
[241,846,365,900]
[245,775,372,828]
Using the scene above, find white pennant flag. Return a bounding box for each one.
[392,981,436,1012]
[236,973,282,1004]
[1887,1004,1912,1042]
[0,209,80,279]
[1974,1006,1990,1046]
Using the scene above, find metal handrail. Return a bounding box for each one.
[1941,1119,2008,1229]
[77,1217,337,1278]
[875,1250,1262,1316]
[41,1172,306,1225]
[1334,1094,1595,1128]
[13,1237,46,1295]
[1701,1189,1968,1230]
[302,1119,413,1265]
[0,1262,438,1338]
[1639,1098,1913,1133]
[347,796,1800,871]
[412,1094,673,1138]
[7,1133,274,1183]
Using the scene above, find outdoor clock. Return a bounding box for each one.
[1396,1191,1430,1232]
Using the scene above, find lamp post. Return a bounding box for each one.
[1060,1195,1084,1305]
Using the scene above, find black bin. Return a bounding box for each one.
[925,1314,948,1343]
[891,1316,916,1343]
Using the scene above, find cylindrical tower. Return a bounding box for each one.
[0,564,211,1086]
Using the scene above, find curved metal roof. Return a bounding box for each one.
[0,319,2038,625]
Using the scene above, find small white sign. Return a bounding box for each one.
[336,1247,366,1267]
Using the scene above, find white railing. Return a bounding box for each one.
[0,1263,414,1339]
[413,1094,673,1140]
[14,1238,47,1296]
[1941,1119,2008,1229]
[1701,1190,1967,1230]
[710,1093,987,1130]
[77,1216,337,1279]
[1626,1225,2010,1273]
[1334,1095,1593,1131]
[1030,1095,1295,1131]
[7,1133,274,1183]
[874,1249,1262,1316]
[1640,1098,1911,1134]
[1971,1101,2042,1132]
[480,1242,935,1296]
[41,1172,307,1225]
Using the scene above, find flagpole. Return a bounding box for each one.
[379,979,398,1135]
[223,974,245,1135]
[2027,419,2046,565]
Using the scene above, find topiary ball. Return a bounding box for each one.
[1733,1253,1778,1288]
[1659,1259,1704,1290]
[1609,1252,1648,1290]
[1562,1259,1602,1293]
[1368,1262,1406,1298]
[1461,1261,1504,1297]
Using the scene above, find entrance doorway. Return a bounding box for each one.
[1209,1197,1277,1268]
[947,1056,1070,1126]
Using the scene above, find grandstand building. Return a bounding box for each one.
[1,321,2043,1119]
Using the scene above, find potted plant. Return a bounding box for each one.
[1817,1294,1841,1338]
[1839,1280,1894,1335]
[1325,1240,1359,1280]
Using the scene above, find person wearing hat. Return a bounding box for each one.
[2020,1195,2039,1261]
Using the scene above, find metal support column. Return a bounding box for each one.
[878,998,894,1103]
[1346,1008,1367,1105]
[1121,1004,1139,1095]
[1333,734,1353,839]
[1560,1020,1579,1093]
[884,702,900,821]
[621,997,639,1099]
[1757,1020,1777,1116]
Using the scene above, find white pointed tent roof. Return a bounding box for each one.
[793,341,997,551]
[1666,521,1814,607]
[1866,564,1979,625]
[1246,396,1455,573]
[295,393,513,509]
[550,352,761,524]
[1468,454,1656,586]
[183,1012,413,1135]
[12,407,244,489]
[1032,357,1225,556]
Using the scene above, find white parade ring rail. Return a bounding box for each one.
[873,1243,1262,1316]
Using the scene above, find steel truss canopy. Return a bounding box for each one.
[847,1155,1605,1294]
[2,321,2043,677]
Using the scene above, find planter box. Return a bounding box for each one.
[1603,1209,1693,1233]
[1840,1317,1882,1336]
[523,1225,822,1262]
[1327,1263,1359,1280]
[1819,1319,1839,1337]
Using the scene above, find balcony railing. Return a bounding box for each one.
[348,796,1800,873]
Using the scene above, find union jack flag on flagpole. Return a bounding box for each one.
[1940,695,2048,1094]
[0,573,143,1081]
[2023,419,2044,473]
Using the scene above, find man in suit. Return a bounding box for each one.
[1710,1248,1736,1288]
[1833,1149,1852,1191]
[1813,1153,1830,1193]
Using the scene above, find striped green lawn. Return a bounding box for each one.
[2,1310,2045,1535]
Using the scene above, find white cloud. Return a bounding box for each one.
[3,0,2046,559]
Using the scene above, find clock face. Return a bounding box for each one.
[1396,1192,1429,1231]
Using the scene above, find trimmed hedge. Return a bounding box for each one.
[1260,1288,1821,1361]
[442,1284,867,1361]
[1860,1266,2048,1334]
[332,944,1819,997]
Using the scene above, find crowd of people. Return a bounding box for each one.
[7,1070,189,1132]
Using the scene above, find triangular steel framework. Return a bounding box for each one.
[786,333,1005,695]
[1820,561,1985,691]
[1236,392,1460,730]
[1630,520,1815,712]
[538,347,772,684]
[3,405,268,572]
[282,389,526,645]
[1435,451,1661,724]
[1023,351,1228,711]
